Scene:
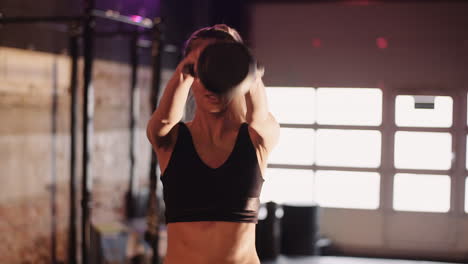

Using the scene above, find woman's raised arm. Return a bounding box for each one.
[245,68,280,152]
[146,55,195,146]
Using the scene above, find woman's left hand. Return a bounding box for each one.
[255,64,265,82]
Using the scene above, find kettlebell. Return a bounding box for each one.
[183,42,258,95]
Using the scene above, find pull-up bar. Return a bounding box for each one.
[92,9,154,28]
[0,10,154,28]
[0,14,81,24]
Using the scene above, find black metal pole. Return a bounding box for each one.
[0,16,81,24]
[147,19,163,264]
[126,31,140,219]
[50,55,59,264]
[81,0,96,263]
[68,23,80,264]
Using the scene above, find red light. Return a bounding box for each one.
[376,37,388,49]
[312,38,322,48]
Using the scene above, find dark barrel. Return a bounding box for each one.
[281,204,320,256]
[255,202,282,261]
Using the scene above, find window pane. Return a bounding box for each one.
[465,136,468,170]
[396,95,453,127]
[466,178,468,213]
[266,87,315,124]
[466,93,468,126]
[393,174,450,213]
[315,170,380,209]
[395,131,452,170]
[316,88,382,126]
[269,128,314,165]
[260,168,315,205]
[316,129,381,168]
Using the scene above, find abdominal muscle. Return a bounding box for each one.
[163,221,261,264]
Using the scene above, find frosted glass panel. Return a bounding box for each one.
[315,170,380,209]
[395,95,453,127]
[394,174,450,213]
[316,88,382,126]
[395,131,452,170]
[260,168,315,205]
[268,128,314,165]
[466,178,468,213]
[465,136,468,170]
[316,129,381,168]
[266,87,315,124]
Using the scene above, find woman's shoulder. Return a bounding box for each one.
[153,121,185,150]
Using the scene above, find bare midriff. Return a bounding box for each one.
[163,221,261,264]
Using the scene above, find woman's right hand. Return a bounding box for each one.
[176,50,200,80]
[147,47,204,142]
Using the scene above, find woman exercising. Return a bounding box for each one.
[146,24,279,264]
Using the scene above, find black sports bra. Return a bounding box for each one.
[160,122,264,223]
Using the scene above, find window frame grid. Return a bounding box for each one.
[267,87,467,214]
[389,90,463,215]
[267,87,383,210]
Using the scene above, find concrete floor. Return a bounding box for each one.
[261,256,458,264]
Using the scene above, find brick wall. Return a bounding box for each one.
[0,47,154,264]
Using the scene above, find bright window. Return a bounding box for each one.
[260,168,315,205]
[316,88,382,126]
[394,131,452,170]
[466,93,468,126]
[393,173,451,213]
[266,87,315,124]
[268,128,314,165]
[395,95,453,127]
[315,170,380,209]
[316,129,381,168]
[465,136,468,170]
[465,178,468,213]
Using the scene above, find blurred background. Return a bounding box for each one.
[1,0,468,263]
